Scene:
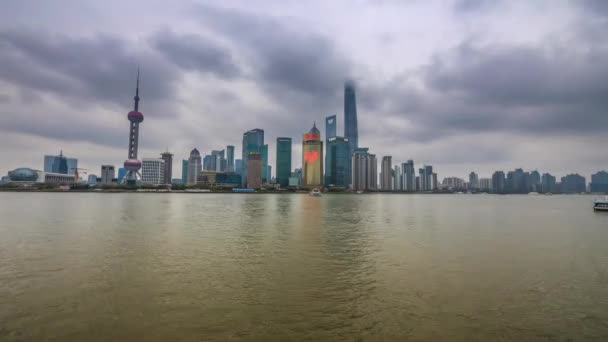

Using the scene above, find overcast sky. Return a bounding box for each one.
[1,0,607,180]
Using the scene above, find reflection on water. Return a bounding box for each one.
[1,193,608,341]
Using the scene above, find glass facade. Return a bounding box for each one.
[276,137,292,187]
[241,129,264,186]
[261,144,269,182]
[302,124,323,188]
[182,160,188,184]
[344,82,358,155]
[8,168,39,182]
[44,153,73,174]
[325,115,337,140]
[226,145,235,172]
[117,168,127,184]
[325,137,350,187]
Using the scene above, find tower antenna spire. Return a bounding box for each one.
[134,67,140,111]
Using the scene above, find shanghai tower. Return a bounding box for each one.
[344,81,358,155]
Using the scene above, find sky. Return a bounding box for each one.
[1,0,607,181]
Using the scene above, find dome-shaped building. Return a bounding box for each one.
[8,168,40,182]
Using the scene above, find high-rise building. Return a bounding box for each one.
[261,144,269,182]
[44,151,76,175]
[302,123,323,188]
[492,171,506,193]
[529,170,541,192]
[276,137,292,188]
[590,171,608,193]
[402,160,416,192]
[325,137,350,187]
[469,172,479,191]
[325,115,337,140]
[561,174,586,193]
[380,156,393,191]
[160,151,173,184]
[226,145,235,172]
[181,160,188,184]
[442,177,466,190]
[117,168,127,184]
[351,148,369,191]
[187,148,202,185]
[242,129,264,186]
[123,70,144,185]
[541,173,557,193]
[246,152,262,188]
[141,158,166,185]
[235,159,243,177]
[419,165,433,191]
[479,178,492,192]
[101,165,115,185]
[344,81,358,155]
[367,154,377,190]
[393,165,401,191]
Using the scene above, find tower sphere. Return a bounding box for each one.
[128,110,144,123]
[124,159,142,171]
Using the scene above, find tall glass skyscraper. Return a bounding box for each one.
[344,81,358,155]
[276,137,292,188]
[226,145,235,172]
[44,151,76,174]
[325,137,350,187]
[241,129,264,186]
[261,144,269,182]
[325,115,337,140]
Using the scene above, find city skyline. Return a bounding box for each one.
[1,1,607,179]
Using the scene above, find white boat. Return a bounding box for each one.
[593,196,608,212]
[309,188,322,196]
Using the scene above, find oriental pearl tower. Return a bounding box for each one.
[122,70,144,185]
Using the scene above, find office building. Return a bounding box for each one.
[325,137,350,187]
[226,145,235,172]
[44,151,77,175]
[402,160,416,192]
[590,171,608,193]
[160,151,173,184]
[100,165,115,185]
[181,160,188,184]
[380,156,393,191]
[326,115,337,140]
[302,123,323,188]
[351,148,369,191]
[261,145,269,182]
[528,170,541,192]
[419,165,433,191]
[242,129,264,186]
[276,137,292,188]
[492,171,506,193]
[541,173,557,193]
[117,168,127,184]
[123,70,144,184]
[187,148,202,185]
[442,177,466,190]
[479,178,492,192]
[506,168,527,193]
[561,174,586,193]
[235,159,243,177]
[393,165,401,191]
[247,152,262,188]
[469,172,479,191]
[367,154,377,190]
[344,81,359,155]
[141,158,166,185]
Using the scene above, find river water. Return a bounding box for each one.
[1,193,608,341]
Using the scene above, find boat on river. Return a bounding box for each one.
[309,188,322,196]
[593,196,608,211]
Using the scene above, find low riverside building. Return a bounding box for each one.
[6,168,75,185]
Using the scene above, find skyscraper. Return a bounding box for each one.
[419,165,433,191]
[101,165,115,185]
[187,148,201,185]
[226,145,235,172]
[160,151,173,185]
[393,165,401,191]
[380,156,393,191]
[344,81,358,155]
[561,174,586,193]
[590,171,608,193]
[492,171,506,193]
[247,152,262,188]
[351,148,369,191]
[242,129,264,186]
[181,160,188,184]
[541,173,557,193]
[261,144,269,182]
[528,170,541,192]
[402,160,416,192]
[235,159,243,177]
[469,172,479,191]
[367,154,377,190]
[44,151,76,174]
[141,159,165,185]
[117,168,127,184]
[276,137,292,188]
[325,115,337,140]
[325,137,350,187]
[123,70,144,185]
[302,123,323,188]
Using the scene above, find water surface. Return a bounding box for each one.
[1,193,608,341]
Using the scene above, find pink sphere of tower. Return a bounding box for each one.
[128,110,144,123]
[124,159,142,172]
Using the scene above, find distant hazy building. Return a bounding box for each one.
[528,170,541,192]
[479,178,492,192]
[506,168,527,193]
[442,177,466,190]
[276,137,292,188]
[160,151,173,184]
[87,174,98,185]
[289,168,302,187]
[590,171,608,193]
[402,160,416,192]
[100,165,115,185]
[246,152,262,188]
[419,165,434,191]
[242,128,264,186]
[181,159,188,184]
[302,123,323,188]
[141,158,165,185]
[187,148,202,185]
[561,174,586,193]
[492,171,506,193]
[541,173,557,193]
[469,172,479,191]
[393,165,401,191]
[380,156,393,191]
[226,145,235,172]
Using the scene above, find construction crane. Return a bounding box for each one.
[74,168,89,184]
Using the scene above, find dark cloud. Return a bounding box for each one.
[453,0,497,12]
[151,30,242,79]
